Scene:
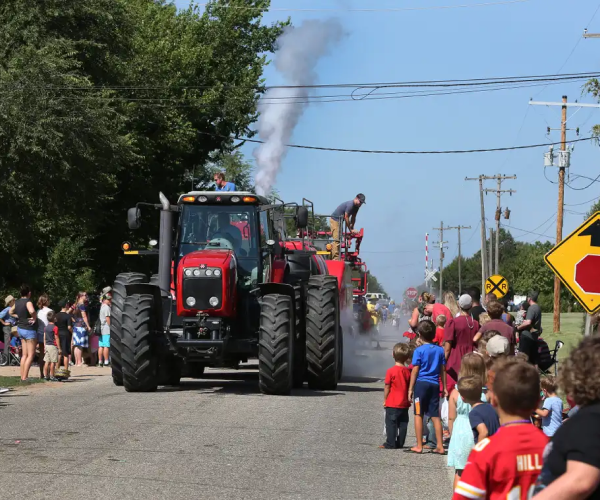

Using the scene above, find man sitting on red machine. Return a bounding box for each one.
[329,193,366,260]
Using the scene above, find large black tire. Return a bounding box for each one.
[292,284,306,388]
[121,294,159,392]
[306,275,340,390]
[110,272,147,386]
[258,294,294,395]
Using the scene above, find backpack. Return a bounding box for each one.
[93,318,102,337]
[537,337,553,370]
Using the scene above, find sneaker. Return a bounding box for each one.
[104,361,110,366]
[49,377,59,382]
[0,387,9,394]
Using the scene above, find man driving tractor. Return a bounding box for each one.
[329,193,366,260]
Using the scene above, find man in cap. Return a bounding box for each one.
[517,290,542,364]
[330,194,366,260]
[0,295,16,363]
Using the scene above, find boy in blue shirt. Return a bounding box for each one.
[535,375,563,437]
[408,320,447,454]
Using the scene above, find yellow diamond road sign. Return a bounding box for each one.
[485,274,509,299]
[545,211,600,314]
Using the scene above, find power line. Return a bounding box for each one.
[504,224,554,239]
[197,0,530,12]
[200,130,595,154]
[566,172,600,190]
[565,194,600,206]
[1,71,598,92]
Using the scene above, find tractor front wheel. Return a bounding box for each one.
[110,272,147,387]
[306,275,340,390]
[258,294,294,395]
[121,294,159,392]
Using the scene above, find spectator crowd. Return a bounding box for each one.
[381,287,600,499]
[0,284,113,383]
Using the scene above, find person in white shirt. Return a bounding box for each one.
[98,294,111,367]
[36,294,53,379]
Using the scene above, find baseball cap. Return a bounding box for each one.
[356,193,366,204]
[486,335,509,357]
[4,295,14,306]
[458,294,472,309]
[102,286,112,295]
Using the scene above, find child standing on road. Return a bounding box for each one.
[448,353,488,488]
[535,376,563,437]
[408,320,447,455]
[381,343,411,449]
[453,359,548,500]
[43,311,61,381]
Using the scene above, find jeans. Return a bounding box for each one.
[424,416,437,448]
[2,325,10,356]
[384,407,409,449]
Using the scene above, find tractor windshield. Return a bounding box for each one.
[178,205,259,258]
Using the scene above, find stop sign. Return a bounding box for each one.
[406,287,418,300]
[575,255,600,294]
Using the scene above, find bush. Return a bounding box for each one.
[43,238,96,303]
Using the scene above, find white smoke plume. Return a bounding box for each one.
[254,19,344,195]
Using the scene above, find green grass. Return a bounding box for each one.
[541,312,585,361]
[0,376,46,388]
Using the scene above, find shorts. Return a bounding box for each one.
[59,335,71,356]
[413,380,441,417]
[44,345,59,363]
[99,334,110,348]
[17,327,37,341]
[72,326,88,348]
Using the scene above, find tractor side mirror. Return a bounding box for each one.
[127,207,141,230]
[296,206,309,229]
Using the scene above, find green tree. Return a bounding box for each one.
[0,0,286,294]
[367,272,387,295]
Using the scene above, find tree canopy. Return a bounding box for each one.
[0,0,285,298]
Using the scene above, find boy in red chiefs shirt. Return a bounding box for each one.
[453,360,548,500]
[380,343,411,449]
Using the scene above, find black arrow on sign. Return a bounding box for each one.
[579,219,600,247]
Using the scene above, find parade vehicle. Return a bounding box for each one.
[110,191,353,395]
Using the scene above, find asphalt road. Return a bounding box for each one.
[0,333,452,500]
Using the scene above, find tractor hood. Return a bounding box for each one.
[181,248,233,266]
[176,249,237,317]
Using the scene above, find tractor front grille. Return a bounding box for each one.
[182,277,223,310]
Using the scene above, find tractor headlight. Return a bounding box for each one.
[193,269,201,277]
[197,196,208,202]
[186,297,196,307]
[184,269,193,277]
[231,196,240,203]
[209,297,219,307]
[205,269,213,276]
[213,269,221,277]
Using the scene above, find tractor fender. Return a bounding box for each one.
[257,283,296,313]
[125,283,165,331]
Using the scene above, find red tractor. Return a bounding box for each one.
[110,191,353,395]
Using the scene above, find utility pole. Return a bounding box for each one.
[433,221,449,300]
[465,176,488,297]
[446,225,471,295]
[484,175,517,275]
[466,174,517,293]
[488,228,494,278]
[529,96,600,331]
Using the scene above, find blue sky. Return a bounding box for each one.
[176,0,600,300]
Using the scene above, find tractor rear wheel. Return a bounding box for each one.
[306,275,340,390]
[121,294,159,392]
[258,294,294,395]
[110,272,147,386]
